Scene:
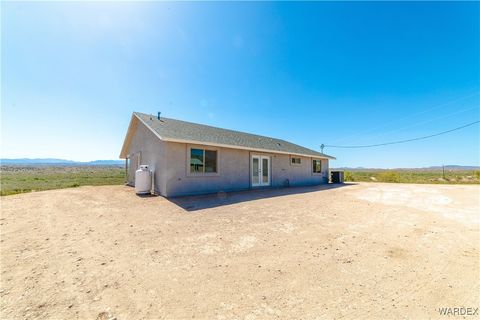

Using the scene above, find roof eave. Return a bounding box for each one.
[161,137,335,159]
[119,114,136,159]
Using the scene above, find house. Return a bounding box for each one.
[119,112,335,197]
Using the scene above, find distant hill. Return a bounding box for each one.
[87,160,124,165]
[1,158,123,166]
[334,165,479,171]
[1,158,76,164]
[422,165,480,171]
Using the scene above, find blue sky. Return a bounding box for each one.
[2,1,479,168]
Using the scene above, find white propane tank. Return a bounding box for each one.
[135,165,152,194]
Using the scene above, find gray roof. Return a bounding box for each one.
[134,112,335,159]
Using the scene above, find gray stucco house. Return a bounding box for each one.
[120,112,335,197]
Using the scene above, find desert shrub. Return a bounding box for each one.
[475,170,480,179]
[0,188,31,196]
[378,171,401,183]
[344,171,355,181]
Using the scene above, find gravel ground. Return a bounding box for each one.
[1,183,479,319]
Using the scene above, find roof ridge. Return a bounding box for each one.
[135,111,285,142]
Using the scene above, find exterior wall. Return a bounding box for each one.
[126,121,166,195]
[163,142,250,197]
[270,154,329,187]
[162,141,329,197]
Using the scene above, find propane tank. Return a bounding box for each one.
[135,165,151,194]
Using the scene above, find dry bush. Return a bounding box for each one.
[378,171,401,183]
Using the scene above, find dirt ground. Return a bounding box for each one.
[1,183,479,319]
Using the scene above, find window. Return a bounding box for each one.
[190,148,217,174]
[205,150,217,173]
[312,159,322,173]
[190,148,204,173]
[291,157,302,165]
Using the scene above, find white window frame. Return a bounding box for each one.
[186,145,220,177]
[312,158,322,175]
[290,156,302,166]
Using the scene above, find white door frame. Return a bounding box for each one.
[251,155,271,187]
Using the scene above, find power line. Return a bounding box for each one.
[329,92,479,144]
[324,120,479,149]
[354,104,479,144]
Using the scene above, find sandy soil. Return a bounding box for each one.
[1,183,479,319]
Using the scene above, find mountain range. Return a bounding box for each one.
[1,158,123,165]
[334,165,479,171]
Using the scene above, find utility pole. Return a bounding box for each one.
[442,164,445,179]
[320,144,325,154]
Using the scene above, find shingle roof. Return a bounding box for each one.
[133,112,335,159]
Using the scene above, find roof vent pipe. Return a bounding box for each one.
[157,112,161,120]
